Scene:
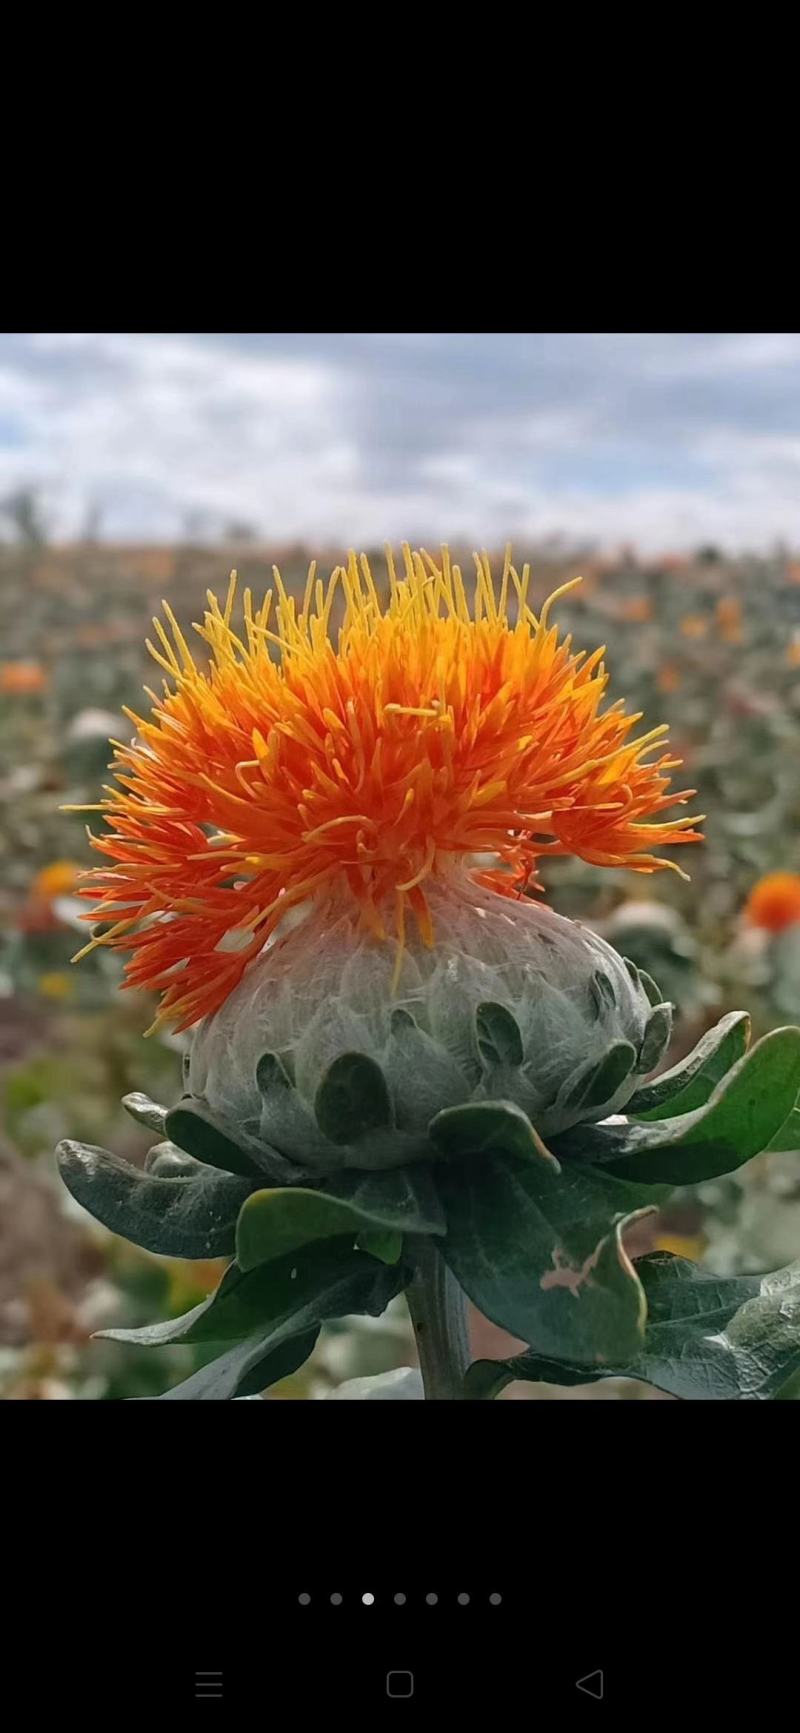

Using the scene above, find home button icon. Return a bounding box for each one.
[386,1670,414,1698]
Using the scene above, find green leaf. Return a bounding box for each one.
[152,1327,321,1401]
[163,1102,292,1185]
[475,1253,800,1401]
[436,1151,658,1362]
[429,1100,560,1171]
[56,1138,254,1258]
[462,1361,516,1400]
[626,1011,750,1119]
[556,1026,800,1186]
[236,1163,445,1272]
[164,1102,255,1176]
[475,1002,524,1068]
[109,1242,403,1399]
[355,1229,403,1263]
[100,1239,402,1346]
[322,1165,446,1235]
[464,1354,599,1399]
[122,1092,168,1136]
[313,1052,392,1145]
[765,1105,800,1153]
[235,1329,320,1396]
[236,1189,365,1271]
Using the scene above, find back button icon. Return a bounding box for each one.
[576,1670,604,1700]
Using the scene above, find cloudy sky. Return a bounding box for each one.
[1,332,799,551]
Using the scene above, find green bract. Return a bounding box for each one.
[187,880,667,1175]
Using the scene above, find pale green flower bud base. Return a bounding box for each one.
[188,876,669,1175]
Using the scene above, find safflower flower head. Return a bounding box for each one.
[73,545,701,1173]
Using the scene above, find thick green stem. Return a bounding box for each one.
[406,1236,470,1399]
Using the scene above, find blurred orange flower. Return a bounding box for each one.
[33,860,82,900]
[117,548,177,584]
[657,662,682,694]
[715,596,742,644]
[653,1232,706,1261]
[37,971,74,1001]
[0,660,47,694]
[619,596,652,623]
[744,872,800,933]
[15,861,84,936]
[679,615,708,640]
[166,1258,228,1310]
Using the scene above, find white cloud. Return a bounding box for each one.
[1,332,799,551]
[639,332,800,380]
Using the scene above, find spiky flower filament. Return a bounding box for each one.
[73,544,702,1031]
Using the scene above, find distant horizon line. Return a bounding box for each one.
[1,535,798,563]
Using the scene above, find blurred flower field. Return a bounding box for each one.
[2,539,799,1398]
